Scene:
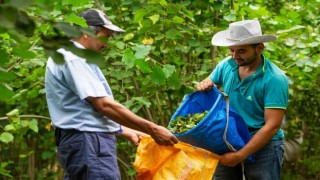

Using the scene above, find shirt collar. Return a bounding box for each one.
[71,40,86,49]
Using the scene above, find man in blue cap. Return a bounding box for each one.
[45,9,178,179]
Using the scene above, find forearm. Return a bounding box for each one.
[86,96,178,146]
[120,126,148,138]
[236,125,278,160]
[96,99,155,135]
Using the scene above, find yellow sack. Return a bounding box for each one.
[134,136,221,180]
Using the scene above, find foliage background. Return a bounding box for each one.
[0,0,319,179]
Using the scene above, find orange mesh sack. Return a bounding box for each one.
[133,136,221,180]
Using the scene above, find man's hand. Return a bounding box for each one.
[120,126,148,146]
[219,152,244,167]
[197,77,214,91]
[150,125,178,146]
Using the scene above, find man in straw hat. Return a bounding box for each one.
[197,20,289,180]
[45,9,178,179]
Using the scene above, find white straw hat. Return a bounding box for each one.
[211,20,276,46]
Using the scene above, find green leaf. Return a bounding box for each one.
[0,132,14,144]
[12,47,36,59]
[122,49,136,69]
[135,59,152,73]
[63,45,105,65]
[172,16,185,24]
[149,66,166,85]
[132,45,152,59]
[162,64,175,78]
[0,7,16,30]
[0,70,16,82]
[45,50,65,64]
[149,14,160,24]
[134,9,147,22]
[53,22,82,38]
[64,14,88,27]
[167,73,181,90]
[132,97,151,107]
[29,119,39,133]
[63,0,91,6]
[9,0,33,8]
[0,84,15,101]
[159,0,168,6]
[21,120,29,128]
[0,49,10,64]
[212,1,224,10]
[4,125,15,131]
[124,33,135,41]
[115,42,126,49]
[224,14,236,21]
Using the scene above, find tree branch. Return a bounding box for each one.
[0,115,51,121]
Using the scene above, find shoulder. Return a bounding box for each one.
[57,48,86,63]
[263,59,288,86]
[216,56,235,69]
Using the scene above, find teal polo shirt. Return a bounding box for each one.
[210,54,289,140]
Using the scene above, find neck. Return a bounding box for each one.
[240,54,262,72]
[238,54,263,80]
[72,35,87,48]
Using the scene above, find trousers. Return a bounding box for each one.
[214,139,285,180]
[55,128,120,180]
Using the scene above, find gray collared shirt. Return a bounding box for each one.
[45,41,120,132]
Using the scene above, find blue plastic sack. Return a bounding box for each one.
[170,87,251,155]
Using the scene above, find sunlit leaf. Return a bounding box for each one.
[132,45,152,59]
[4,125,15,131]
[224,14,236,21]
[29,119,39,133]
[123,33,135,41]
[172,16,184,24]
[0,132,14,144]
[142,37,154,45]
[159,0,168,6]
[149,14,160,24]
[134,9,146,22]
[64,14,88,27]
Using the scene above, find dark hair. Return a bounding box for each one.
[88,25,104,35]
[251,43,263,47]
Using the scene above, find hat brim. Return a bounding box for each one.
[211,30,276,46]
[103,24,125,33]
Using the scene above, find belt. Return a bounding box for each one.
[54,128,117,146]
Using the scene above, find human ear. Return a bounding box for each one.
[257,43,265,53]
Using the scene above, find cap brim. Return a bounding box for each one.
[211,30,277,46]
[103,24,125,33]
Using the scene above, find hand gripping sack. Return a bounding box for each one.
[134,136,221,180]
[169,86,251,155]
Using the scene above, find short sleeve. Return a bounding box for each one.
[264,75,289,109]
[209,61,226,85]
[63,58,108,100]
